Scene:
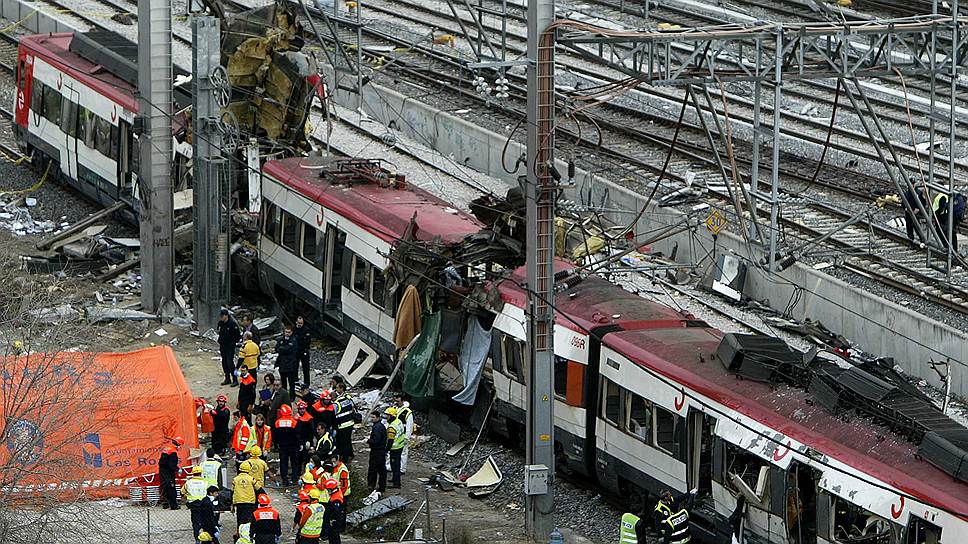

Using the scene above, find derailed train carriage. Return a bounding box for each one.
[258,156,968,544]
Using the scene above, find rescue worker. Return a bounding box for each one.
[385,407,405,489]
[933,191,967,253]
[217,308,241,386]
[293,489,311,529]
[295,400,315,471]
[314,422,336,461]
[273,403,300,486]
[297,489,326,544]
[332,456,351,498]
[238,366,257,420]
[232,460,258,529]
[198,530,217,544]
[332,382,357,462]
[247,445,270,494]
[903,184,929,248]
[231,410,255,459]
[393,394,413,474]
[236,523,253,544]
[618,504,647,544]
[311,390,337,432]
[211,395,232,456]
[276,325,300,397]
[294,316,312,386]
[201,450,224,490]
[322,478,344,544]
[252,414,272,453]
[192,486,221,544]
[654,489,697,544]
[183,465,209,505]
[366,410,388,494]
[300,471,317,499]
[250,494,281,544]
[238,331,261,384]
[159,436,184,510]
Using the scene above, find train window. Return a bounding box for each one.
[553,356,567,399]
[601,379,622,427]
[371,268,386,310]
[262,201,281,243]
[43,86,61,125]
[76,107,90,148]
[61,100,77,137]
[831,495,896,544]
[31,81,43,116]
[95,117,112,157]
[301,223,317,263]
[500,335,524,382]
[724,441,769,498]
[627,393,652,443]
[281,211,299,252]
[906,517,941,544]
[654,405,679,455]
[110,124,120,159]
[352,254,369,296]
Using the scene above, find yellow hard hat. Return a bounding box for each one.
[250,445,262,457]
[198,531,213,542]
[239,460,252,473]
[192,465,203,475]
[309,488,321,500]
[302,471,315,484]
[384,406,398,417]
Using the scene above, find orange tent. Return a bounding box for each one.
[0,345,198,497]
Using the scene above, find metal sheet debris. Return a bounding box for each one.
[87,307,158,323]
[445,440,469,456]
[345,495,412,526]
[336,335,379,387]
[464,455,502,488]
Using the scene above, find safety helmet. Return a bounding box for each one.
[278,404,293,417]
[323,478,338,491]
[309,488,321,500]
[250,445,262,457]
[172,436,185,446]
[191,465,203,475]
[320,389,332,400]
[195,398,205,407]
[239,460,252,473]
[384,406,398,417]
[197,531,213,542]
[302,471,315,484]
[257,494,271,506]
[298,489,310,502]
[217,394,228,403]
[296,400,308,409]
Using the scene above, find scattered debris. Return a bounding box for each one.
[154,328,169,337]
[28,304,80,324]
[426,408,461,444]
[464,455,502,488]
[445,440,469,457]
[346,495,412,526]
[336,335,379,386]
[87,307,157,323]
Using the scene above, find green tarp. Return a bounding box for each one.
[402,312,441,398]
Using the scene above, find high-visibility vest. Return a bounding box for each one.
[397,405,412,426]
[334,462,351,496]
[334,396,356,429]
[232,419,254,453]
[184,477,207,502]
[390,419,406,450]
[619,512,640,544]
[201,459,222,488]
[236,523,253,544]
[300,503,326,537]
[662,508,691,544]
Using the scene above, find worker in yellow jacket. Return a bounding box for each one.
[238,331,261,382]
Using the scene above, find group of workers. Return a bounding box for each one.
[620,489,697,544]
[158,310,416,544]
[902,184,966,252]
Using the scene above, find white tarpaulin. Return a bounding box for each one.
[453,316,491,405]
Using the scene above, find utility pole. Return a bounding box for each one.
[192,16,230,331]
[137,0,174,312]
[525,0,555,537]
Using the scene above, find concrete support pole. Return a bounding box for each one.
[192,16,228,331]
[525,0,555,538]
[138,0,174,311]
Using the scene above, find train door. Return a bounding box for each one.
[788,461,820,544]
[905,516,941,544]
[61,86,79,180]
[323,224,346,314]
[118,122,135,200]
[686,409,714,497]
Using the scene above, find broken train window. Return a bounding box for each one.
[654,405,679,455]
[352,254,369,297]
[370,267,386,310]
[281,210,299,252]
[722,441,769,503]
[829,494,898,544]
[601,378,622,427]
[627,392,652,443]
[499,334,525,382]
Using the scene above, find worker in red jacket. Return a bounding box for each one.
[322,478,344,544]
[274,403,300,486]
[295,400,315,471]
[158,436,184,510]
[250,494,281,544]
[210,395,231,456]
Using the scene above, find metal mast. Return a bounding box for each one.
[137,0,174,311]
[192,16,230,331]
[525,0,555,537]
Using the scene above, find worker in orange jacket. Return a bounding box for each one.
[322,478,344,544]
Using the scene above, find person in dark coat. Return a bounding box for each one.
[216,309,241,386]
[210,394,231,456]
[238,366,257,420]
[191,486,221,543]
[158,436,183,510]
[904,185,929,248]
[294,316,313,386]
[366,411,387,493]
[241,314,262,345]
[273,404,301,486]
[267,380,291,429]
[295,400,316,472]
[276,325,300,397]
